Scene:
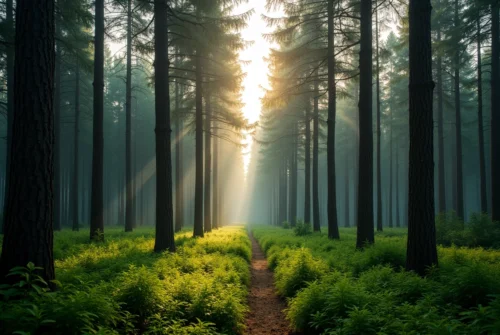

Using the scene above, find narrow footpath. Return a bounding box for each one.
[245,234,295,335]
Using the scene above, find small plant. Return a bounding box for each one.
[294,220,312,236]
[282,221,291,229]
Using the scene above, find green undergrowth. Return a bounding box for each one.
[0,226,251,335]
[252,226,500,335]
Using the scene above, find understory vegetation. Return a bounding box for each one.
[0,226,251,335]
[252,226,500,334]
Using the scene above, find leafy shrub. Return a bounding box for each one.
[253,226,500,334]
[274,248,327,297]
[0,226,251,334]
[294,220,312,236]
[282,221,291,229]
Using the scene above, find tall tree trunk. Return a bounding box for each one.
[375,6,383,232]
[313,75,321,231]
[0,0,56,282]
[477,16,487,213]
[212,128,218,229]
[491,3,500,221]
[304,102,311,225]
[204,95,212,233]
[389,110,393,228]
[454,0,464,219]
[54,29,61,232]
[90,0,105,240]
[125,0,134,232]
[406,0,437,275]
[153,0,175,252]
[395,144,400,227]
[72,60,80,231]
[290,124,298,226]
[2,0,14,234]
[344,149,350,228]
[174,67,184,232]
[436,7,446,213]
[193,14,204,237]
[327,0,339,239]
[356,0,374,248]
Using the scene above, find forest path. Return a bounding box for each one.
[245,233,296,335]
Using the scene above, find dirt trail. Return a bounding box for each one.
[245,234,296,335]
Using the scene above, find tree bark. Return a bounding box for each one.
[125,0,134,232]
[212,128,218,229]
[436,6,446,213]
[193,8,204,237]
[304,102,311,225]
[174,65,184,232]
[0,0,56,282]
[313,75,320,231]
[72,60,80,231]
[327,0,339,239]
[389,109,393,228]
[153,0,175,252]
[344,149,350,228]
[2,0,14,234]
[406,0,438,275]
[491,3,500,222]
[356,0,374,248]
[204,95,212,233]
[454,0,464,219]
[90,0,105,240]
[290,123,298,226]
[54,29,61,232]
[375,6,383,232]
[477,15,487,213]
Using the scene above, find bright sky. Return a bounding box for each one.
[235,0,281,175]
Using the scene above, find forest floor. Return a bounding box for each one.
[245,234,296,335]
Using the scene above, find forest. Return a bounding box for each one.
[0,0,499,334]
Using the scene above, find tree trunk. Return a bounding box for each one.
[72,60,80,231]
[406,0,437,275]
[54,29,61,232]
[395,144,400,227]
[204,95,212,233]
[2,0,14,234]
[389,110,393,228]
[436,7,446,213]
[356,0,374,248]
[153,0,175,252]
[327,0,340,239]
[174,67,184,232]
[375,6,383,232]
[90,0,105,240]
[125,0,134,232]
[344,149,350,228]
[477,16,487,213]
[0,0,56,282]
[193,17,204,237]
[290,124,298,226]
[313,75,320,231]
[304,102,311,225]
[491,3,500,222]
[454,0,464,219]
[212,128,218,229]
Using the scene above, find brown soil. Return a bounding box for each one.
[245,234,297,335]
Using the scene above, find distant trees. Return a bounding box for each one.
[0,0,56,281]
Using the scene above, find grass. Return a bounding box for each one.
[252,226,500,334]
[0,226,251,335]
